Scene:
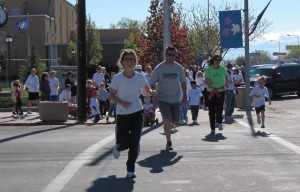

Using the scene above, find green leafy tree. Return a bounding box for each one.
[18,45,47,81]
[285,47,300,63]
[67,15,103,68]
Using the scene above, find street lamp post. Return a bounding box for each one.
[270,40,280,64]
[6,35,12,87]
[286,34,300,63]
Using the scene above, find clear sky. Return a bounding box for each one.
[68,0,300,60]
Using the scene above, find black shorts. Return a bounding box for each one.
[28,92,39,100]
[255,105,265,114]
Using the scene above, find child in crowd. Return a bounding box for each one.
[86,80,97,118]
[97,83,109,118]
[11,80,25,118]
[143,96,155,126]
[90,89,100,123]
[249,76,271,128]
[59,84,72,103]
[188,80,202,125]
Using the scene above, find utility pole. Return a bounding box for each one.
[77,0,87,123]
[244,0,251,110]
[163,0,171,60]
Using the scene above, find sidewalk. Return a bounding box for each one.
[0,106,249,126]
[0,107,117,126]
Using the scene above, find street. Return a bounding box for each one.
[0,95,300,192]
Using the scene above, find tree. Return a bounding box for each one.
[66,15,103,68]
[235,50,272,65]
[184,1,272,59]
[135,0,193,67]
[18,45,47,81]
[285,47,300,63]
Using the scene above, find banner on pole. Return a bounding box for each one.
[219,10,243,49]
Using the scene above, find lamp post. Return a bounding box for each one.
[270,40,280,64]
[286,34,300,63]
[6,35,12,87]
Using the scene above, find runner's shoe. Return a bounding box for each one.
[166,141,173,150]
[112,145,120,159]
[126,172,136,178]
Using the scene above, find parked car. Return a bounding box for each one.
[250,64,276,75]
[250,63,300,98]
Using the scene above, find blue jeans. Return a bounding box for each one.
[225,90,236,117]
[180,104,188,122]
[50,95,59,101]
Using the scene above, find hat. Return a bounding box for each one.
[101,67,106,70]
[135,65,142,70]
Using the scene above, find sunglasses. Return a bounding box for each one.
[167,53,176,57]
[124,57,135,61]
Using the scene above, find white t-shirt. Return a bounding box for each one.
[24,74,39,92]
[250,86,269,107]
[188,87,202,106]
[110,72,147,115]
[59,89,71,102]
[48,77,60,96]
[92,72,104,87]
[195,77,205,91]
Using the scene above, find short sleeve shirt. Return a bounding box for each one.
[204,66,227,92]
[149,61,186,103]
[110,72,147,115]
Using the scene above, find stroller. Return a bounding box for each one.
[143,96,159,127]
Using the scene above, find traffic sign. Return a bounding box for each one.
[249,52,261,56]
[273,52,286,56]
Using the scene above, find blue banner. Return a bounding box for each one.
[219,10,243,49]
[16,17,29,30]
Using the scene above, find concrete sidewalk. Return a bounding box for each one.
[0,107,117,126]
[0,106,249,127]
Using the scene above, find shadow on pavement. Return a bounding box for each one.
[86,175,135,192]
[202,133,228,142]
[137,150,182,173]
[255,130,272,137]
[0,125,74,144]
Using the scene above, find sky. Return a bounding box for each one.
[68,0,300,61]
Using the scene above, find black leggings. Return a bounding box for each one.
[208,91,225,130]
[116,110,143,172]
[15,99,23,115]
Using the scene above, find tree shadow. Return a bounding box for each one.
[86,175,135,192]
[137,150,182,173]
[202,133,228,142]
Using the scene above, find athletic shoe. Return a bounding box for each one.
[218,123,223,131]
[261,124,265,128]
[166,141,173,150]
[12,112,17,115]
[210,130,215,135]
[193,121,199,125]
[126,172,136,178]
[112,146,120,159]
[27,110,32,114]
[257,116,261,124]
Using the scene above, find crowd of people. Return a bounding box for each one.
[9,45,271,179]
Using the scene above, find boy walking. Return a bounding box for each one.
[188,80,202,125]
[249,76,271,128]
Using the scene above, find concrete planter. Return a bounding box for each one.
[39,101,69,122]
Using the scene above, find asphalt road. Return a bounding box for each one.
[0,95,300,192]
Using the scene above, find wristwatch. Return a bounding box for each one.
[0,4,8,28]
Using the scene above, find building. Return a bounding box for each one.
[0,0,77,81]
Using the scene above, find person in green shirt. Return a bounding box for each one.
[204,55,228,135]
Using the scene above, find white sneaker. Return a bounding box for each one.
[218,123,223,131]
[126,171,136,178]
[27,110,32,114]
[112,146,120,159]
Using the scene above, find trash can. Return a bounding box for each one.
[236,86,253,109]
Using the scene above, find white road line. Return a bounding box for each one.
[238,121,300,155]
[42,133,115,192]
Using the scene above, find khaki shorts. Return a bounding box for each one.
[158,101,180,123]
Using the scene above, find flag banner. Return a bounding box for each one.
[16,17,29,30]
[219,10,243,49]
[249,0,272,36]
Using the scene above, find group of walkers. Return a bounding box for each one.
[110,45,271,179]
